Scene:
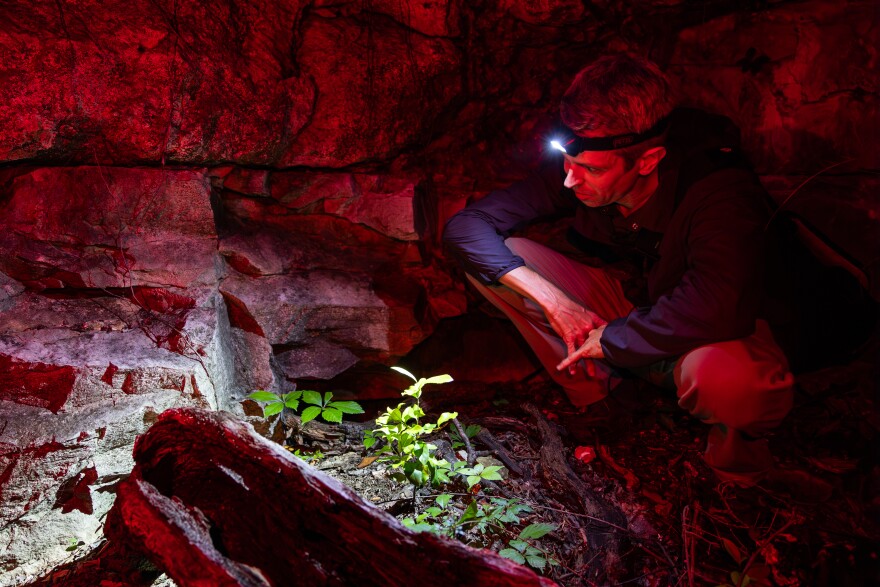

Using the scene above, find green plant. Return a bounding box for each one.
[499,523,559,571]
[288,447,325,463]
[247,390,363,423]
[455,462,505,490]
[449,423,481,450]
[363,367,458,487]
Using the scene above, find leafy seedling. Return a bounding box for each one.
[300,391,364,424]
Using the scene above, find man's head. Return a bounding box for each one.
[557,54,676,210]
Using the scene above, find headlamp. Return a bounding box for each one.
[549,116,670,155]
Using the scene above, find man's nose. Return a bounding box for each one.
[564,167,580,188]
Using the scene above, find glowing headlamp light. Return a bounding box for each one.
[549,140,567,153]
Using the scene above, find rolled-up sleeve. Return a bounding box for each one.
[443,160,574,284]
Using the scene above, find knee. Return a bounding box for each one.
[676,343,794,433]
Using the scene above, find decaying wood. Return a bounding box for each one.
[474,427,525,477]
[106,408,558,587]
[522,403,628,581]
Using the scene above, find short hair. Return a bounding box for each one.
[560,53,676,137]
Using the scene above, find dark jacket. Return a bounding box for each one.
[443,108,770,369]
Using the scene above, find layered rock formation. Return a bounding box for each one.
[0,0,876,582]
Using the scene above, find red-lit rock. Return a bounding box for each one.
[0,0,314,166]
[284,15,461,167]
[668,0,879,174]
[0,354,76,413]
[314,0,462,37]
[105,408,557,587]
[0,167,217,291]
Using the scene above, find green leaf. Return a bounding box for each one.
[282,391,302,403]
[302,391,322,406]
[436,494,452,508]
[363,435,377,449]
[466,475,481,489]
[424,374,454,385]
[283,399,300,411]
[465,424,482,437]
[481,466,504,481]
[425,507,443,517]
[410,468,424,486]
[436,412,458,427]
[323,391,333,405]
[300,406,322,424]
[263,402,284,417]
[525,554,546,570]
[508,539,529,553]
[519,523,557,540]
[499,549,526,564]
[248,391,279,402]
[321,407,343,423]
[329,401,364,415]
[391,366,418,382]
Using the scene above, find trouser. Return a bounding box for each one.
[468,237,795,484]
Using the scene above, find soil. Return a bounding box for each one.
[278,345,879,587]
[28,345,878,586]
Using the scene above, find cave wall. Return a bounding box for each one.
[0,0,876,581]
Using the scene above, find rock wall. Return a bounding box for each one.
[0,0,876,581]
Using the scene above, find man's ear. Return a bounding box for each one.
[637,146,667,175]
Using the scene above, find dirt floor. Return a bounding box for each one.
[283,338,878,586]
[28,340,878,586]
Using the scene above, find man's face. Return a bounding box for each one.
[562,149,640,208]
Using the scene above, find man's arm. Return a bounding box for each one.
[443,159,574,284]
[499,266,606,374]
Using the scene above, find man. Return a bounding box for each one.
[443,53,795,486]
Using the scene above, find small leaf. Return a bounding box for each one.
[519,523,557,540]
[525,554,546,570]
[481,466,504,481]
[263,402,284,417]
[283,398,300,411]
[499,549,525,564]
[391,366,418,382]
[300,406,322,424]
[425,507,443,517]
[323,391,333,405]
[302,391,322,406]
[329,401,364,415]
[321,407,342,423]
[722,538,744,564]
[436,412,458,427]
[465,424,481,437]
[424,374,454,385]
[248,391,279,402]
[436,494,452,508]
[466,475,481,489]
[363,436,377,449]
[508,539,529,553]
[282,391,302,403]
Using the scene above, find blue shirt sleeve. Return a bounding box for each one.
[443,159,575,284]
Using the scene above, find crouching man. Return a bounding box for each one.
[443,53,795,486]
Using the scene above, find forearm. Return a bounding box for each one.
[498,266,572,314]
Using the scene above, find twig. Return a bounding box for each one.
[765,158,854,230]
[452,417,475,466]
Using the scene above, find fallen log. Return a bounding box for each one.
[105,408,558,587]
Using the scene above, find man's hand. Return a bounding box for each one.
[499,266,606,375]
[544,298,606,374]
[557,324,606,372]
